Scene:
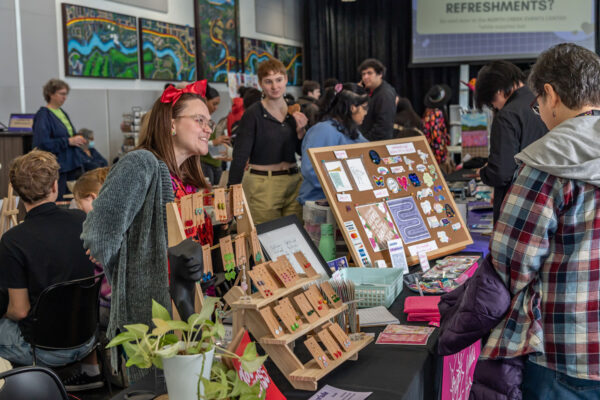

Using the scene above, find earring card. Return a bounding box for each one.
[328,323,353,352]
[293,292,320,324]
[293,251,319,277]
[248,263,279,298]
[214,187,228,222]
[304,284,330,318]
[202,244,213,275]
[234,235,247,267]
[274,300,301,334]
[250,229,265,264]
[316,328,343,360]
[231,184,245,217]
[259,306,284,337]
[320,281,343,309]
[180,194,194,235]
[278,297,303,327]
[304,336,330,369]
[192,192,205,226]
[269,258,298,288]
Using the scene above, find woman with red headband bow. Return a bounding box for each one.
[81,81,214,381]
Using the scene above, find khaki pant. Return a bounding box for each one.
[242,170,303,225]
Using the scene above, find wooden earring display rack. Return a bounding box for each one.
[0,184,19,239]
[225,264,373,391]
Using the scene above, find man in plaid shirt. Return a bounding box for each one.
[480,43,600,399]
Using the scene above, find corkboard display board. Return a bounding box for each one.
[308,137,472,267]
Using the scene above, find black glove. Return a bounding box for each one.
[168,238,204,321]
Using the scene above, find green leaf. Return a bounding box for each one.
[151,318,172,336]
[121,341,139,359]
[123,323,149,339]
[125,353,151,369]
[197,296,219,323]
[215,323,225,339]
[152,299,171,321]
[162,319,190,333]
[162,333,179,346]
[154,343,180,359]
[241,355,268,374]
[241,341,259,361]
[106,331,137,348]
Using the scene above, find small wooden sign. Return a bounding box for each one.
[202,244,213,275]
[192,192,205,226]
[259,306,284,337]
[317,328,343,360]
[320,281,343,309]
[231,184,245,217]
[250,229,264,264]
[328,323,353,352]
[234,235,247,267]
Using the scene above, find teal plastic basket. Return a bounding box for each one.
[334,268,404,308]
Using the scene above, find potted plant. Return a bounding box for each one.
[201,360,266,400]
[107,297,267,400]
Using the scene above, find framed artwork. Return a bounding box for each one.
[194,0,241,82]
[276,43,303,86]
[308,137,472,267]
[256,215,333,278]
[138,18,196,81]
[62,3,138,79]
[242,38,277,75]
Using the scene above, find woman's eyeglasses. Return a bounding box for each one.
[177,115,216,130]
[530,95,541,115]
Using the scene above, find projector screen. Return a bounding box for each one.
[412,0,596,64]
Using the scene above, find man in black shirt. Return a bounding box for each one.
[0,150,101,391]
[358,58,397,141]
[475,61,548,223]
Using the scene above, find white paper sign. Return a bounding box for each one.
[388,238,409,273]
[376,259,388,268]
[373,188,389,198]
[418,251,430,272]
[337,193,352,202]
[408,240,439,257]
[334,150,348,159]
[308,384,373,400]
[386,142,416,155]
[325,160,353,192]
[346,158,373,191]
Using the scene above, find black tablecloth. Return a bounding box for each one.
[111,277,441,400]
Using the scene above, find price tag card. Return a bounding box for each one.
[418,251,430,273]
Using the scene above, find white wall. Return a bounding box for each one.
[2,0,303,161]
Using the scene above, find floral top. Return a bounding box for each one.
[170,174,214,246]
[422,108,450,164]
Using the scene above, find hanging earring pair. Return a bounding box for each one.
[171,130,176,136]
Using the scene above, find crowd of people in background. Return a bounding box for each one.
[3,42,600,397]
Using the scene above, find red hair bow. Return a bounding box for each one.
[160,80,208,105]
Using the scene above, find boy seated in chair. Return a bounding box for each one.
[0,150,103,391]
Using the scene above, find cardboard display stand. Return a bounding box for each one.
[308,137,472,267]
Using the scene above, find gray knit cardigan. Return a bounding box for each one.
[81,150,173,381]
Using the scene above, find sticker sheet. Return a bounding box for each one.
[346,158,373,191]
[324,160,353,192]
[356,203,400,252]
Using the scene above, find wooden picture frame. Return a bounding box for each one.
[308,137,472,267]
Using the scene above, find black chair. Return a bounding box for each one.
[0,366,69,400]
[29,273,111,393]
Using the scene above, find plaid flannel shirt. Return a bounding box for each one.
[481,164,600,381]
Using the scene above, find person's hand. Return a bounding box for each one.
[86,249,100,265]
[293,112,308,138]
[212,135,231,146]
[69,136,87,147]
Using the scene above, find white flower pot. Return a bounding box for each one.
[162,344,215,400]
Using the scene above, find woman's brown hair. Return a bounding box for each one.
[137,93,208,189]
[72,167,110,200]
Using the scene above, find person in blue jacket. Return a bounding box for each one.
[33,79,86,200]
[298,83,369,205]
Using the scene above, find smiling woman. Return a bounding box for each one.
[81,81,215,381]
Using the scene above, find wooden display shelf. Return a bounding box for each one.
[230,274,321,310]
[259,304,348,345]
[288,334,374,391]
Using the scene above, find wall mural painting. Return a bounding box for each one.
[62,3,138,79]
[277,43,303,86]
[242,38,277,76]
[195,0,241,82]
[139,18,196,81]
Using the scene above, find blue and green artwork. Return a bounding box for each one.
[277,44,303,86]
[242,38,276,75]
[140,18,196,81]
[62,4,138,79]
